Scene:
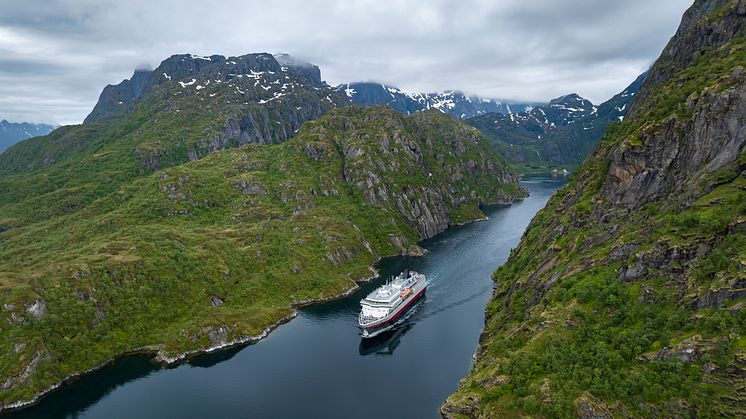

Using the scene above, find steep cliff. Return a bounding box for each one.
[444,0,745,417]
[0,105,525,410]
[84,53,327,124]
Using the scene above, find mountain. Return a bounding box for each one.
[84,53,331,124]
[466,73,647,171]
[0,120,55,153]
[334,82,536,119]
[1,53,349,185]
[335,77,647,173]
[0,50,526,408]
[443,0,745,417]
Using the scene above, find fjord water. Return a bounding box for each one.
[11,178,564,419]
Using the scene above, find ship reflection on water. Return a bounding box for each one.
[359,324,411,356]
[358,296,425,356]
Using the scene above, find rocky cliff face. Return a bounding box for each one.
[300,107,525,241]
[444,0,745,417]
[84,53,327,124]
[273,53,323,85]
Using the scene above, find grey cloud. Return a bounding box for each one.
[0,0,693,125]
[0,58,69,75]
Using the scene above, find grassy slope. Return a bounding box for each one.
[445,13,745,419]
[0,74,344,228]
[0,105,523,407]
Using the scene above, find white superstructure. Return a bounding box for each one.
[358,270,427,338]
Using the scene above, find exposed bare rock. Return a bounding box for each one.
[1,351,43,390]
[605,79,746,208]
[695,286,746,309]
[25,300,46,320]
[440,395,480,419]
[325,246,357,266]
[576,392,614,419]
[639,335,719,363]
[210,296,224,307]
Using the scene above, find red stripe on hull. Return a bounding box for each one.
[362,286,427,332]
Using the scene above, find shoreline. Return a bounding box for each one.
[0,194,525,414]
[0,262,385,413]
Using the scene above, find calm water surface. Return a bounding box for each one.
[10,178,565,419]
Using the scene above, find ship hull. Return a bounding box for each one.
[360,285,426,338]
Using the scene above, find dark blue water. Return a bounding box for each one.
[9,178,564,419]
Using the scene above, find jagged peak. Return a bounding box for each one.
[549,93,591,105]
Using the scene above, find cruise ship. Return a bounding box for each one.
[358,270,427,338]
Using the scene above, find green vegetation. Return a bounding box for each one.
[0,100,524,408]
[444,8,746,418]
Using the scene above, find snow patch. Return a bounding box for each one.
[344,84,357,98]
[179,78,197,87]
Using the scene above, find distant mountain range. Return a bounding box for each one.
[466,72,647,170]
[4,51,643,172]
[0,120,55,153]
[333,74,646,171]
[333,82,536,119]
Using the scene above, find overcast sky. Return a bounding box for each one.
[1,0,693,125]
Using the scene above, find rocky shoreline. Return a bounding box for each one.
[0,256,386,413]
[1,194,527,413]
[0,310,301,413]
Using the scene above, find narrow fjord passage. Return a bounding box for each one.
[11,178,565,419]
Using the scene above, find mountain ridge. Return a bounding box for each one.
[466,72,647,171]
[0,121,56,153]
[84,52,329,124]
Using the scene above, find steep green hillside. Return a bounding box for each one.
[444,0,745,417]
[0,104,525,409]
